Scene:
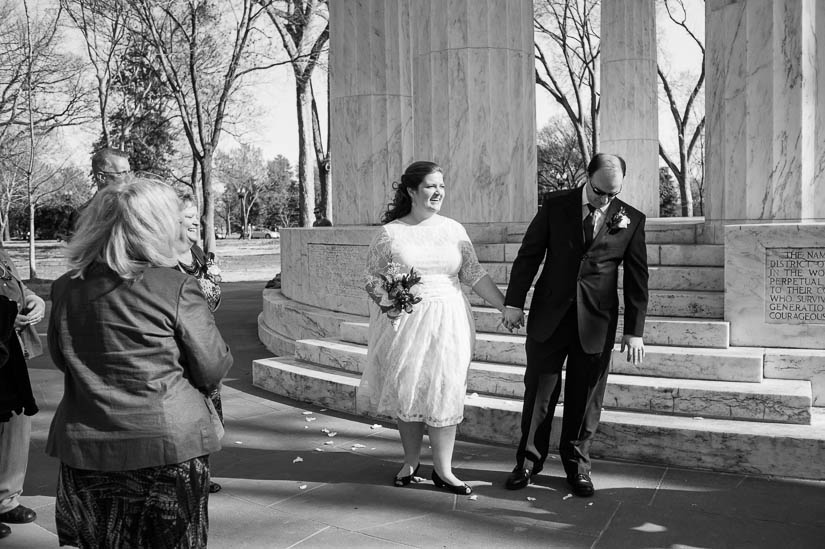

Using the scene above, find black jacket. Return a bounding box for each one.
[505,187,649,353]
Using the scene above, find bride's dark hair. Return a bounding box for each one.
[381,161,442,224]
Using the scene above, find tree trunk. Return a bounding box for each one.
[201,147,216,253]
[27,202,36,279]
[296,81,315,227]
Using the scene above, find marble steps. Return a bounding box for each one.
[464,361,810,424]
[480,263,723,291]
[251,358,825,478]
[469,308,731,348]
[340,313,731,349]
[252,352,809,424]
[475,243,723,265]
[304,335,764,383]
[466,287,724,319]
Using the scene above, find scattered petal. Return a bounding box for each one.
[587,502,594,507]
[293,457,303,463]
[467,392,479,399]
[298,484,308,490]
[305,417,317,422]
[323,441,334,445]
[314,448,324,452]
[526,497,536,502]
[321,428,330,433]
[304,426,309,429]
[327,431,338,437]
[468,495,478,501]
[370,424,382,429]
[319,409,327,412]
[302,411,313,415]
[352,443,366,449]
[562,494,572,500]
[234,441,243,445]
[371,448,376,450]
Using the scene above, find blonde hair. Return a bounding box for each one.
[68,178,186,280]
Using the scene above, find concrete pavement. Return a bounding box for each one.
[6,282,824,548]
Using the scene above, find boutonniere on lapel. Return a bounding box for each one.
[608,207,631,231]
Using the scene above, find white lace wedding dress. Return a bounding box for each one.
[360,216,487,427]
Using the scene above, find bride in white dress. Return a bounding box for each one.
[361,161,506,494]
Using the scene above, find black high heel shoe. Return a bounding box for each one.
[431,469,472,495]
[394,463,421,487]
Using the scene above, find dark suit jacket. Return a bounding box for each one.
[505,188,649,354]
[46,264,233,471]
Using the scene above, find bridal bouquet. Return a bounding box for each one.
[373,262,423,323]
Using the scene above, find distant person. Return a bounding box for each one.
[67,148,132,240]
[0,248,47,540]
[48,178,232,548]
[313,207,332,227]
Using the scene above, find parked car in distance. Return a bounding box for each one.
[215,231,227,240]
[249,228,280,239]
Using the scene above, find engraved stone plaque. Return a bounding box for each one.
[307,243,367,301]
[765,247,825,324]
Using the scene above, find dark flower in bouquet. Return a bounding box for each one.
[373,262,423,322]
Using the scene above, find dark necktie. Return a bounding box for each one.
[584,204,596,248]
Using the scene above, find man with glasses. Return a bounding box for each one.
[501,153,649,497]
[67,148,131,239]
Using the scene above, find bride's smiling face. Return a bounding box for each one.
[408,172,445,214]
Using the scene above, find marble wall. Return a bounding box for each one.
[600,0,659,217]
[705,0,825,242]
[330,0,536,225]
[725,222,825,348]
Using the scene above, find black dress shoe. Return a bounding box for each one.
[431,470,472,495]
[0,523,10,539]
[0,505,36,524]
[567,473,595,497]
[505,463,542,490]
[209,481,222,493]
[393,463,420,487]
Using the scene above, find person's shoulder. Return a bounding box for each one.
[616,199,645,221]
[539,187,579,210]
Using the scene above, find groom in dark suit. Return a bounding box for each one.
[501,153,648,497]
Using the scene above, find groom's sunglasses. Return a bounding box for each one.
[589,180,621,199]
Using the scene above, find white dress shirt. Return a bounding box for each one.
[581,184,608,240]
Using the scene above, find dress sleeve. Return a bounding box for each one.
[364,227,393,305]
[457,223,487,287]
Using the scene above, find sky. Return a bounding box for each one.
[61,0,705,170]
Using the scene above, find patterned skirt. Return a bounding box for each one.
[56,456,210,549]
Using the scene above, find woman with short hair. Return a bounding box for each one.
[47,178,232,548]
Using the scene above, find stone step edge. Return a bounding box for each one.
[251,358,825,479]
[289,341,813,424]
[340,314,731,348]
[253,357,811,420]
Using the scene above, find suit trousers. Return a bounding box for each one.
[516,304,616,477]
[0,412,32,513]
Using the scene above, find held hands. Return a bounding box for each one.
[500,307,524,333]
[620,335,644,365]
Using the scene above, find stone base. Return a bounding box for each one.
[725,223,825,348]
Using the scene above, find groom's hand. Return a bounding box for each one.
[501,307,524,332]
[620,335,644,365]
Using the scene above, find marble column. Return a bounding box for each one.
[410,0,536,223]
[705,0,824,242]
[599,0,659,217]
[329,0,415,225]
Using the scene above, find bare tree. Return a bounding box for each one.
[214,144,271,238]
[657,0,705,217]
[259,0,328,227]
[534,0,600,169]
[127,0,282,252]
[61,0,131,147]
